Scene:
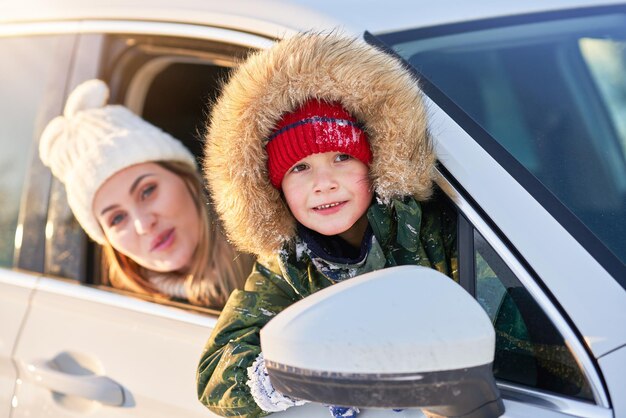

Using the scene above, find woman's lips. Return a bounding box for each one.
[151,228,175,251]
[312,201,347,214]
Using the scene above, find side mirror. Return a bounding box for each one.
[261,266,504,418]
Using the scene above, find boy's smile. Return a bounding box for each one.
[313,201,347,213]
[281,152,373,247]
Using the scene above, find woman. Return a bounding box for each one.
[39,79,253,308]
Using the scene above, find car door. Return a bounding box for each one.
[12,276,226,418]
[0,29,76,418]
[0,271,35,418]
[7,21,268,418]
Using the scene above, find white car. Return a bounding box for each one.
[1,1,625,417]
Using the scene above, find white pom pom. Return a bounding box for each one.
[39,116,68,169]
[63,79,109,118]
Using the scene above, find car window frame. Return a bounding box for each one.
[435,168,611,412]
[36,20,274,314]
[0,31,79,274]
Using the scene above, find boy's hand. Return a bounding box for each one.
[328,405,359,417]
[246,353,308,412]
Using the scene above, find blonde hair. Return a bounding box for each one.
[102,161,254,309]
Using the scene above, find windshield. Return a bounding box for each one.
[379,8,626,272]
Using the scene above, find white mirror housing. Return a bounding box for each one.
[261,266,504,418]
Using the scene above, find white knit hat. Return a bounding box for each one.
[39,79,197,244]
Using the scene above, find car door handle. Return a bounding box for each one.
[22,359,125,406]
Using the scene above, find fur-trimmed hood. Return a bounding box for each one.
[204,32,434,259]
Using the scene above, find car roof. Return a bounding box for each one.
[2,0,624,38]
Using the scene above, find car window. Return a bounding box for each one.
[141,62,231,161]
[580,37,626,157]
[44,36,238,284]
[101,33,248,179]
[102,34,245,157]
[379,7,626,283]
[64,34,256,310]
[0,35,66,268]
[473,229,593,401]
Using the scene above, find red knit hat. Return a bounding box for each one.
[266,99,372,188]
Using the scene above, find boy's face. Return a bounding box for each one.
[281,151,373,244]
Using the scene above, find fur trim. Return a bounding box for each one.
[204,32,434,258]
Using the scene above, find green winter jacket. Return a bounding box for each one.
[196,196,458,417]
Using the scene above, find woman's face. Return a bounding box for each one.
[93,162,200,273]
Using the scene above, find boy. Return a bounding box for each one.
[197,32,457,418]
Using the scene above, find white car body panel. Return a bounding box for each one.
[11,277,216,417]
[0,270,37,418]
[1,0,625,37]
[598,347,626,418]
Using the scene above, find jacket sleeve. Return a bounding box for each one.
[420,192,459,282]
[197,260,302,417]
[373,194,458,282]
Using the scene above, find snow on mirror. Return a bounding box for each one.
[261,266,505,418]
